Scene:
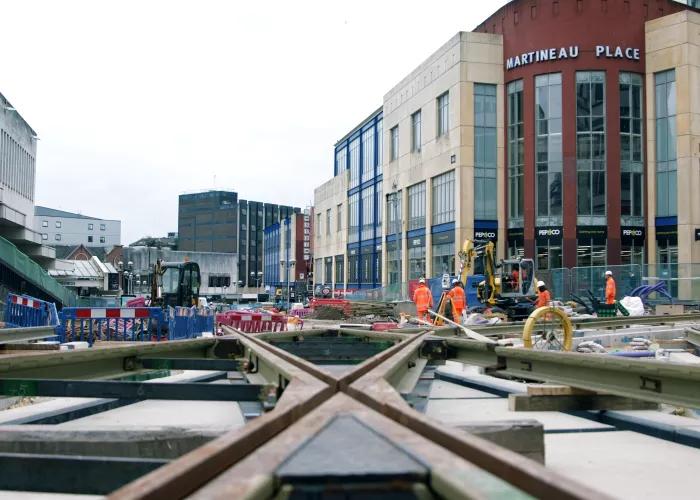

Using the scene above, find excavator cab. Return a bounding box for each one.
[500,259,536,298]
[155,261,201,308]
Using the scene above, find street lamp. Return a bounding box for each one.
[281,258,297,309]
[136,274,141,295]
[250,271,263,289]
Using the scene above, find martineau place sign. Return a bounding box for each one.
[506,45,640,70]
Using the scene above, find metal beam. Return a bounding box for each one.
[0,379,266,402]
[0,325,58,343]
[0,452,168,495]
[138,358,241,371]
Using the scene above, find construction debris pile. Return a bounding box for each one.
[306,306,348,321]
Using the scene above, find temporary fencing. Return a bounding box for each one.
[57,307,166,347]
[216,310,288,333]
[3,294,59,329]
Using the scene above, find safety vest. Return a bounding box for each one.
[413,285,433,311]
[606,278,616,305]
[448,286,466,312]
[536,289,551,308]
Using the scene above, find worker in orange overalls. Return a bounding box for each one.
[413,278,434,323]
[605,270,616,305]
[511,264,520,293]
[448,279,466,321]
[536,281,551,308]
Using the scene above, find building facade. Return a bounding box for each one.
[177,190,300,296]
[35,206,121,248]
[263,211,314,301]
[313,0,700,296]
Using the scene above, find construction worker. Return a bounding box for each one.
[413,278,434,323]
[605,270,616,305]
[536,281,551,308]
[448,279,466,320]
[510,264,520,293]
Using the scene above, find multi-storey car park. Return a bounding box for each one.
[313,0,700,300]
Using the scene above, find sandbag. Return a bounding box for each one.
[619,296,645,316]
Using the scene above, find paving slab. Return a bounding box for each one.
[0,493,102,500]
[608,410,700,430]
[428,380,500,399]
[426,398,614,433]
[545,431,700,500]
[436,363,527,394]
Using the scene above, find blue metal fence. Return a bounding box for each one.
[57,307,167,347]
[3,294,58,328]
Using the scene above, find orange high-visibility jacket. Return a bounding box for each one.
[413,285,434,312]
[448,286,466,314]
[605,277,616,305]
[536,289,551,308]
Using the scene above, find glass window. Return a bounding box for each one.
[42,220,48,227]
[326,209,332,235]
[507,80,525,227]
[88,236,93,243]
[577,240,606,267]
[408,245,426,280]
[390,126,399,161]
[349,193,360,243]
[535,74,563,226]
[361,187,374,241]
[55,221,62,228]
[100,236,105,243]
[315,214,321,238]
[475,83,498,220]
[621,244,644,265]
[349,137,360,189]
[388,244,401,285]
[335,255,345,284]
[576,71,606,222]
[42,233,48,240]
[337,204,343,232]
[432,171,455,225]
[407,182,426,230]
[438,92,450,136]
[432,241,455,278]
[55,234,61,241]
[620,73,644,225]
[376,185,383,232]
[335,146,347,175]
[387,190,403,236]
[362,127,375,184]
[325,258,333,285]
[348,254,359,284]
[375,248,382,284]
[88,223,94,230]
[536,242,563,270]
[377,119,383,175]
[412,111,422,152]
[315,258,322,283]
[361,253,373,283]
[656,70,677,217]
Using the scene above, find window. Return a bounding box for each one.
[576,71,606,222]
[349,136,360,189]
[325,258,333,285]
[408,244,426,280]
[55,221,62,228]
[349,193,360,243]
[376,185,383,233]
[387,190,403,236]
[390,126,399,161]
[535,74,563,226]
[407,182,426,230]
[362,127,375,183]
[577,241,606,267]
[438,92,450,136]
[432,171,455,225]
[335,255,345,283]
[316,214,321,239]
[387,242,401,285]
[377,119,384,175]
[336,146,347,175]
[621,244,644,266]
[348,254,359,284]
[337,204,343,232]
[100,224,106,231]
[55,234,61,241]
[100,236,105,243]
[361,187,374,241]
[508,80,524,227]
[620,73,644,225]
[655,70,677,217]
[315,258,322,283]
[88,236,93,243]
[88,223,94,230]
[361,253,373,284]
[42,233,48,240]
[432,241,455,278]
[326,209,332,235]
[375,247,382,284]
[411,111,422,152]
[42,220,48,227]
[474,83,498,220]
[536,243,563,270]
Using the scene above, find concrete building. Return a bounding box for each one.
[0,92,54,264]
[177,189,300,297]
[35,206,121,248]
[49,257,120,298]
[313,0,700,298]
[122,246,238,301]
[263,211,314,301]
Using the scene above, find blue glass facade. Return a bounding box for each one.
[335,109,383,289]
[263,222,281,286]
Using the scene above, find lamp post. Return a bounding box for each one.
[281,258,297,309]
[250,271,263,290]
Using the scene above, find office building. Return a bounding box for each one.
[35,206,121,249]
[313,0,700,295]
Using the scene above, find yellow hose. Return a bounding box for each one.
[522,306,573,351]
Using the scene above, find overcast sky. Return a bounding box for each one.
[0,0,508,245]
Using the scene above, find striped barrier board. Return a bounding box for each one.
[74,308,153,319]
[4,294,57,330]
[57,307,166,347]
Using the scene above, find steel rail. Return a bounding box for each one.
[0,326,58,343]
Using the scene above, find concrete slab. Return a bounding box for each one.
[436,363,527,394]
[0,493,102,499]
[428,380,500,399]
[426,398,614,433]
[0,398,97,424]
[607,410,700,430]
[546,431,700,500]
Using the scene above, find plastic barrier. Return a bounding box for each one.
[57,307,166,347]
[168,307,195,341]
[3,294,58,328]
[194,307,215,335]
[289,308,312,319]
[215,311,288,333]
[310,299,351,315]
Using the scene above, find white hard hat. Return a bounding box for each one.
[452,279,458,284]
[419,278,426,284]
[537,281,545,287]
[605,271,613,276]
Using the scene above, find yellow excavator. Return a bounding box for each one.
[435,239,538,322]
[150,258,202,309]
